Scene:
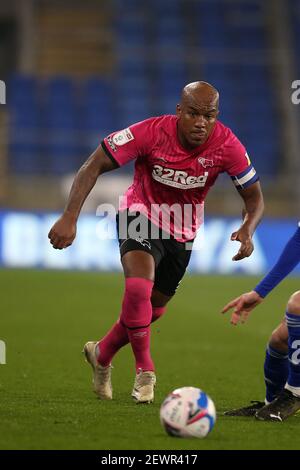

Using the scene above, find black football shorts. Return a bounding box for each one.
[116,210,193,296]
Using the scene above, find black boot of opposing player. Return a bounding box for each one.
[224,401,265,417]
[255,389,300,421]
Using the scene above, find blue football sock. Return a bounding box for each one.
[286,312,300,394]
[264,344,288,403]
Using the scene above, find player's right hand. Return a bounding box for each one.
[48,212,77,250]
[221,290,263,325]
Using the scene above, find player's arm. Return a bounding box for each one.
[223,137,264,261]
[222,225,300,325]
[231,181,264,261]
[48,146,117,250]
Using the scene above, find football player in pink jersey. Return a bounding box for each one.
[48,82,264,403]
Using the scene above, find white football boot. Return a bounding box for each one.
[83,341,113,400]
[132,369,156,403]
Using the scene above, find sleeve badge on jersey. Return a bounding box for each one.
[112,128,134,146]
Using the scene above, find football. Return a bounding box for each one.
[160,387,216,438]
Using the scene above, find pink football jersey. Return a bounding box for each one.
[102,115,258,241]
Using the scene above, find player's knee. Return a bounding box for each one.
[121,278,153,328]
[124,277,153,305]
[269,335,288,352]
[287,291,300,315]
[121,251,155,280]
[269,328,288,351]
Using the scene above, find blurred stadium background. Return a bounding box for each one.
[0,0,299,273]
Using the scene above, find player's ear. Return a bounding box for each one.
[176,104,181,117]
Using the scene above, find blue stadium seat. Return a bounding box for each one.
[112,0,141,10]
[9,75,40,129]
[160,96,178,115]
[46,129,81,175]
[159,62,185,78]
[230,30,266,49]
[158,62,187,93]
[155,17,185,47]
[47,77,77,102]
[83,77,112,100]
[115,16,148,46]
[42,77,80,174]
[81,78,114,132]
[119,94,150,122]
[118,58,148,77]
[8,75,43,174]
[46,76,75,97]
[151,0,181,13]
[43,77,78,129]
[10,103,39,129]
[8,75,38,105]
[118,78,150,97]
[9,138,42,174]
[82,109,113,134]
[288,0,300,78]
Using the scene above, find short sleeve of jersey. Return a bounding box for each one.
[223,132,259,190]
[101,118,155,167]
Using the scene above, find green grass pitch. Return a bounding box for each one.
[0,269,299,450]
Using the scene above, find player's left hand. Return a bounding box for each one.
[230,227,254,261]
[221,290,263,325]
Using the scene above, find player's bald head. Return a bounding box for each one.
[181,81,219,110]
[176,81,219,149]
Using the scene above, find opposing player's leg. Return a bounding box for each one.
[224,318,288,416]
[263,319,289,403]
[256,291,300,421]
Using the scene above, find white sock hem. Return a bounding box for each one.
[285,384,300,398]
